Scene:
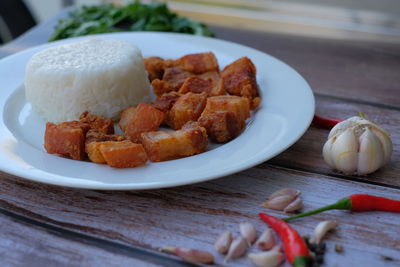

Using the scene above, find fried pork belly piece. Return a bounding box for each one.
[199,95,250,129]
[120,103,164,142]
[79,111,114,134]
[178,75,224,96]
[150,91,181,113]
[85,130,125,163]
[140,121,208,162]
[98,141,148,168]
[176,52,219,74]
[144,56,165,82]
[220,57,259,103]
[44,121,90,160]
[198,111,240,143]
[166,92,207,130]
[151,67,193,96]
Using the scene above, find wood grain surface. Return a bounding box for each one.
[0,11,399,267]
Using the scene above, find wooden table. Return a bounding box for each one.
[0,11,399,267]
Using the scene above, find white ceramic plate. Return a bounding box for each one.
[0,32,314,190]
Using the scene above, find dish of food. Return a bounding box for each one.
[0,32,314,190]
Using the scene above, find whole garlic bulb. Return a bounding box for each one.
[322,116,392,175]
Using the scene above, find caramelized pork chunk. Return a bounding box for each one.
[150,91,181,113]
[121,103,164,142]
[79,111,114,134]
[166,92,207,130]
[151,67,193,96]
[144,56,165,81]
[119,107,136,132]
[176,52,219,74]
[199,95,250,129]
[85,130,125,163]
[140,121,208,162]
[99,141,148,168]
[44,121,90,160]
[198,111,241,143]
[220,57,258,101]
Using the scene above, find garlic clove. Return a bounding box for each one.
[214,231,232,254]
[284,197,303,213]
[239,222,257,246]
[225,236,247,262]
[268,188,301,200]
[314,220,339,244]
[331,128,358,174]
[160,246,214,264]
[371,127,392,163]
[248,251,284,267]
[322,136,336,168]
[357,128,384,175]
[262,195,295,210]
[255,229,275,250]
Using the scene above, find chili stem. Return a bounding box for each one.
[283,198,351,222]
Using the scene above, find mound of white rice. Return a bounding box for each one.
[25,38,150,122]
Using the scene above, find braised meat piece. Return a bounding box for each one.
[85,130,125,163]
[120,103,164,142]
[176,52,219,74]
[198,111,240,143]
[98,141,148,168]
[140,121,208,162]
[150,91,181,113]
[199,95,250,130]
[144,56,165,82]
[220,57,259,102]
[166,92,207,130]
[44,121,90,160]
[151,67,193,96]
[79,111,114,134]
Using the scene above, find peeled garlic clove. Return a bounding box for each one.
[255,229,275,250]
[331,128,358,174]
[240,222,257,246]
[284,197,303,213]
[268,188,301,200]
[262,195,295,210]
[248,251,284,267]
[358,128,384,175]
[225,236,247,262]
[314,220,339,244]
[160,246,214,264]
[214,231,232,254]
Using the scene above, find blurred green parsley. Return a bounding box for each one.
[49,1,215,41]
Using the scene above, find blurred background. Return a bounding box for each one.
[1,0,399,44]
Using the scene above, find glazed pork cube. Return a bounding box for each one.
[199,95,250,129]
[177,75,224,96]
[79,111,114,134]
[176,52,219,74]
[85,130,125,163]
[99,141,148,168]
[166,92,207,130]
[151,67,193,96]
[119,107,136,132]
[197,71,224,96]
[140,121,208,162]
[121,103,164,142]
[150,91,181,113]
[220,57,258,100]
[198,111,241,143]
[44,121,90,160]
[144,56,165,81]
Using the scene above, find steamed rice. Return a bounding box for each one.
[25,38,150,123]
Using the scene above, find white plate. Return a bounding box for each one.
[0,32,314,190]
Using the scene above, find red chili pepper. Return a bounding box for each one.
[284,194,400,221]
[312,115,342,129]
[259,213,311,267]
